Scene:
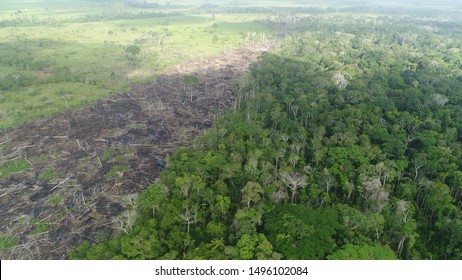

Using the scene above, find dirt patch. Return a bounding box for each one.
[0,46,269,259]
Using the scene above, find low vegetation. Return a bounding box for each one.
[0,0,271,128]
[0,160,31,179]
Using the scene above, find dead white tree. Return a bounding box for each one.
[395,200,410,224]
[332,73,349,90]
[279,172,308,204]
[112,194,139,234]
[395,200,411,256]
[361,177,389,213]
[271,183,289,204]
[432,94,449,106]
[319,174,336,195]
[122,193,139,210]
[179,207,197,234]
[413,158,426,180]
[112,210,137,234]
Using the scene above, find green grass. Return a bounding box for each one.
[0,2,271,128]
[40,167,62,181]
[105,164,129,179]
[30,219,50,235]
[47,195,65,205]
[0,159,31,179]
[114,154,128,162]
[100,150,112,161]
[0,234,17,249]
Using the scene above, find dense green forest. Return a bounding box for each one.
[69,13,462,260]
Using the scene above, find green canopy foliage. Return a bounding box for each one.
[264,205,340,259]
[71,12,462,260]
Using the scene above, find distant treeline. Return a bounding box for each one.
[123,0,160,9]
[0,11,181,28]
[79,0,160,7]
[339,5,462,17]
[199,5,330,15]
[199,4,461,18]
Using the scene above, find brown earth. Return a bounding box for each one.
[0,46,269,259]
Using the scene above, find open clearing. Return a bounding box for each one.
[0,44,270,259]
[0,1,271,128]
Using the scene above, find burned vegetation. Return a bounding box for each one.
[0,47,267,259]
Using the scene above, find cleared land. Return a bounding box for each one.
[0,0,271,127]
[0,0,274,259]
[0,44,270,259]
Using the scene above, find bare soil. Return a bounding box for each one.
[0,46,268,259]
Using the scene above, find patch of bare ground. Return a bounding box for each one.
[0,46,269,259]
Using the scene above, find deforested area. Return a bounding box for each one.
[0,0,461,260]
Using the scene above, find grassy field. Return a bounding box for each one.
[3,0,457,128]
[0,0,271,128]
